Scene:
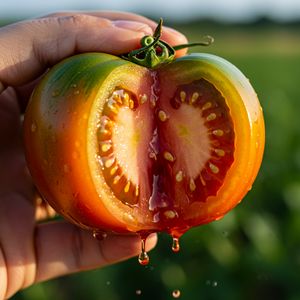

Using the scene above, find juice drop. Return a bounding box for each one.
[31,122,37,132]
[138,236,149,265]
[172,237,180,252]
[172,289,180,298]
[93,231,107,241]
[51,90,59,98]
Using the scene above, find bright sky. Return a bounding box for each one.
[1,0,300,23]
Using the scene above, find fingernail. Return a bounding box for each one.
[112,20,153,35]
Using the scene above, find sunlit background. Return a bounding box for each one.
[2,0,300,299]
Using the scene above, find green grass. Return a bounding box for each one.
[8,20,300,300]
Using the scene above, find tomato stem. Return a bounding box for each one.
[121,19,214,69]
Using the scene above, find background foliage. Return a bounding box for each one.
[4,17,300,300]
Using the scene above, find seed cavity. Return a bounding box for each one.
[164,210,176,219]
[180,91,186,102]
[175,171,183,182]
[191,92,199,103]
[207,113,216,121]
[200,174,206,186]
[213,130,224,136]
[113,176,120,184]
[215,149,225,156]
[149,152,157,160]
[189,178,196,191]
[105,157,114,168]
[209,163,219,173]
[158,110,167,122]
[124,181,130,193]
[101,144,111,152]
[113,93,122,104]
[140,94,147,103]
[164,151,174,162]
[202,102,212,110]
[110,166,118,175]
[150,95,156,108]
[123,93,130,106]
[109,104,119,114]
[129,100,134,109]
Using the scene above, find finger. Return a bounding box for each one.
[0,15,152,89]
[34,221,157,283]
[41,11,188,56]
[35,195,57,221]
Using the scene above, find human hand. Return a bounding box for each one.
[0,11,188,299]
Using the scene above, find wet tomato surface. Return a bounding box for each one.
[23,26,264,257]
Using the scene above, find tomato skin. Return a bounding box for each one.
[23,52,264,235]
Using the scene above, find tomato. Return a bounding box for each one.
[23,21,264,255]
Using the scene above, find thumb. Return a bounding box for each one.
[0,15,152,90]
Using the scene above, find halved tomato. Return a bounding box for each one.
[23,23,264,255]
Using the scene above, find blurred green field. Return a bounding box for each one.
[7,18,300,300]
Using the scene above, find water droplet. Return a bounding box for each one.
[106,281,110,285]
[74,90,80,95]
[51,90,59,98]
[222,231,229,237]
[31,122,37,132]
[172,237,180,252]
[63,164,71,173]
[212,281,218,287]
[75,140,83,148]
[70,83,77,88]
[206,280,211,285]
[136,290,141,295]
[172,289,180,298]
[93,231,107,241]
[72,151,80,159]
[138,236,149,265]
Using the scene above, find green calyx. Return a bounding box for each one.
[121,19,214,69]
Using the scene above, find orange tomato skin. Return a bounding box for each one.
[23,52,264,235]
